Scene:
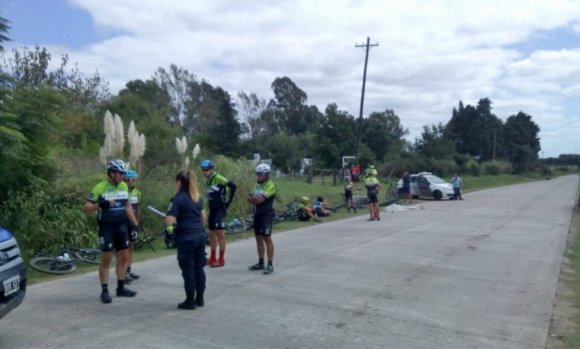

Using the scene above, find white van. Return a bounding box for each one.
[397,172,454,200]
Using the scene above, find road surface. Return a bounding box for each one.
[1,175,578,349]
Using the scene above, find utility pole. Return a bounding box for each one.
[355,37,378,160]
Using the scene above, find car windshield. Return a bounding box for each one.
[425,175,446,184]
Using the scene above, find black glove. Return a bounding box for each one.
[98,199,110,209]
[129,226,139,239]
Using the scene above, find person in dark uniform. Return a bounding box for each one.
[164,170,208,310]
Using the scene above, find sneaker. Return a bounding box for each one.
[124,274,133,284]
[128,271,140,279]
[376,217,381,221]
[116,287,137,297]
[263,264,274,275]
[211,259,225,268]
[101,290,112,304]
[206,257,216,266]
[248,263,264,271]
[367,218,375,221]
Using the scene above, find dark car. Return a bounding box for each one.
[0,227,26,319]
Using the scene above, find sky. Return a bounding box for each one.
[1,0,579,158]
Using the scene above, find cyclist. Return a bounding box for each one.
[164,170,207,310]
[200,159,237,268]
[344,177,356,213]
[297,196,319,222]
[124,169,141,281]
[247,163,276,275]
[83,159,138,304]
[364,167,381,221]
[314,196,332,217]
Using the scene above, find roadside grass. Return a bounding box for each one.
[558,187,580,348]
[25,173,553,285]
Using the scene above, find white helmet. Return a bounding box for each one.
[255,163,271,175]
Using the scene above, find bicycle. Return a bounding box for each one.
[29,244,101,275]
[224,215,254,234]
[134,229,168,251]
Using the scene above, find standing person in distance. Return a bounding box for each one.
[83,159,138,304]
[200,159,237,268]
[164,170,208,310]
[365,166,381,221]
[451,172,463,200]
[124,169,141,281]
[344,177,356,213]
[247,163,276,275]
[401,170,411,203]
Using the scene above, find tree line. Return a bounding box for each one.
[0,15,568,206]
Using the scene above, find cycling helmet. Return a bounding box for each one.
[255,163,271,175]
[200,159,214,170]
[125,170,138,179]
[301,196,310,203]
[107,159,127,173]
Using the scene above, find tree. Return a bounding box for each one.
[0,16,10,50]
[445,98,503,160]
[414,123,456,159]
[152,64,196,123]
[312,103,358,168]
[502,111,540,172]
[237,91,268,139]
[268,77,321,135]
[361,109,407,162]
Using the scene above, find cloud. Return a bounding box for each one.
[12,0,580,157]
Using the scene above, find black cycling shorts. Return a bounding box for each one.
[208,208,227,230]
[253,213,273,237]
[98,221,129,252]
[367,193,379,203]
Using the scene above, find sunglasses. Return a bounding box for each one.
[202,169,211,172]
[256,172,266,176]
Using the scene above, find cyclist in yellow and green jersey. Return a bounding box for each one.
[247,163,276,275]
[200,159,237,268]
[83,159,138,304]
[124,169,141,281]
[364,166,381,221]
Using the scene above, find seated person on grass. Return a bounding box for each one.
[313,196,331,217]
[297,196,320,222]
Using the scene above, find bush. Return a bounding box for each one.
[482,160,512,175]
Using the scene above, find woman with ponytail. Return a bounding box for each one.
[164,170,208,310]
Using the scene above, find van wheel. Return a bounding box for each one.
[433,190,442,201]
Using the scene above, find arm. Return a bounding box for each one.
[247,195,265,205]
[226,181,237,206]
[125,201,139,227]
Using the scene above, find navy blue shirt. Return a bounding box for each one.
[166,191,205,237]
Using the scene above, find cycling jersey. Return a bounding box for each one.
[365,177,380,196]
[206,172,235,209]
[250,180,276,215]
[128,187,141,212]
[87,180,130,223]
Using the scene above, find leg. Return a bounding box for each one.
[177,240,196,310]
[193,234,207,306]
[207,229,217,265]
[256,235,265,260]
[264,236,274,262]
[216,229,226,264]
[99,251,113,285]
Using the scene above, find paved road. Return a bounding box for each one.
[2,175,578,349]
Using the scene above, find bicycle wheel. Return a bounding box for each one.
[73,248,101,264]
[30,256,77,274]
